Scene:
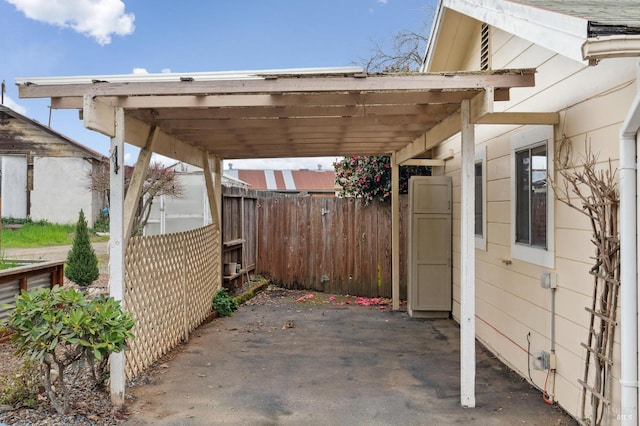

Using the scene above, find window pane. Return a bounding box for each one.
[530,145,547,248]
[515,149,530,244]
[475,162,483,236]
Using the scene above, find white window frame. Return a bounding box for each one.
[510,126,554,268]
[475,146,487,251]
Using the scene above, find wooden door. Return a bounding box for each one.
[408,176,452,318]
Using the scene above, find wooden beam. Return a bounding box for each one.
[123,115,204,168]
[50,90,480,110]
[391,153,400,311]
[123,126,157,239]
[470,88,493,124]
[109,107,126,407]
[18,70,536,98]
[83,95,115,137]
[474,112,560,125]
[459,99,476,408]
[202,152,222,233]
[396,111,462,164]
[399,159,445,167]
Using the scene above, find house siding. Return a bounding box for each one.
[432,26,637,421]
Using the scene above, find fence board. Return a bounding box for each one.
[257,196,408,298]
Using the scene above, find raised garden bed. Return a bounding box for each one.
[0,260,65,339]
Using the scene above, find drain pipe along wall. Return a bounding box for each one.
[619,59,640,426]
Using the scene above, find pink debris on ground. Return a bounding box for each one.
[295,293,315,302]
[329,296,336,301]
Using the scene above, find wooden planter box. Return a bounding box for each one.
[0,260,65,330]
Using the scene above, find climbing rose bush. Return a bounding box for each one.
[333,156,430,205]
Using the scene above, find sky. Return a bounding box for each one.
[0,0,435,170]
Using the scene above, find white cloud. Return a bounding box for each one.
[6,0,135,45]
[132,68,149,74]
[161,68,172,74]
[377,0,388,4]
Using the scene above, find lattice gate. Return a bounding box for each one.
[123,224,220,380]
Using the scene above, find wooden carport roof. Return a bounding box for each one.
[16,66,543,167]
[15,65,555,408]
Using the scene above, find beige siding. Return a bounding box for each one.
[431,26,637,421]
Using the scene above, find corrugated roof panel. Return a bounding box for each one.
[273,170,286,190]
[291,170,336,191]
[237,170,268,189]
[282,170,296,190]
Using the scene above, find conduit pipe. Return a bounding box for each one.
[619,59,640,426]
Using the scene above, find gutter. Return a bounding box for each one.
[582,35,640,65]
[619,59,640,426]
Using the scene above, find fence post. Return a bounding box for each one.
[182,238,189,341]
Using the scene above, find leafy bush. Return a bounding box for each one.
[65,209,99,287]
[334,155,431,205]
[0,357,40,408]
[6,286,135,414]
[213,288,238,317]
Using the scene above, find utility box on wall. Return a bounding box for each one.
[407,176,452,318]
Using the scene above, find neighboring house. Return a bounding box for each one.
[0,105,105,226]
[225,167,337,196]
[424,0,640,423]
[144,162,249,235]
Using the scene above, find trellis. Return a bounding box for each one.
[552,146,619,426]
[123,224,220,380]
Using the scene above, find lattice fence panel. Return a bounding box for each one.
[124,224,220,380]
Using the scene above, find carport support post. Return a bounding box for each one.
[109,107,126,406]
[391,153,400,311]
[202,152,223,290]
[460,99,476,407]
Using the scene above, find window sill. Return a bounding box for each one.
[511,243,554,269]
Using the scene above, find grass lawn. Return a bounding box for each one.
[1,220,109,249]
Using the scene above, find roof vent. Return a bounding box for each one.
[480,23,490,71]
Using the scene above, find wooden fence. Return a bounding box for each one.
[256,196,408,299]
[222,187,258,291]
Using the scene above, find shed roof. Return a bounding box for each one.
[227,169,336,192]
[0,104,105,160]
[15,66,537,167]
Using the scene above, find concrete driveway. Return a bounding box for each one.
[124,287,576,425]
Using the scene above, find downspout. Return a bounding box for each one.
[619,59,640,426]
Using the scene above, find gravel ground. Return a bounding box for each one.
[0,279,300,426]
[0,273,127,426]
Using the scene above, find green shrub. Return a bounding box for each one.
[213,288,238,317]
[0,357,40,408]
[7,286,135,414]
[92,212,109,233]
[65,209,99,287]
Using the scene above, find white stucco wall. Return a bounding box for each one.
[0,155,28,219]
[30,156,97,226]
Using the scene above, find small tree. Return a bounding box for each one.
[88,161,184,237]
[65,209,99,287]
[334,156,430,205]
[7,286,135,414]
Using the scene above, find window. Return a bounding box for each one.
[475,147,486,250]
[510,126,554,268]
